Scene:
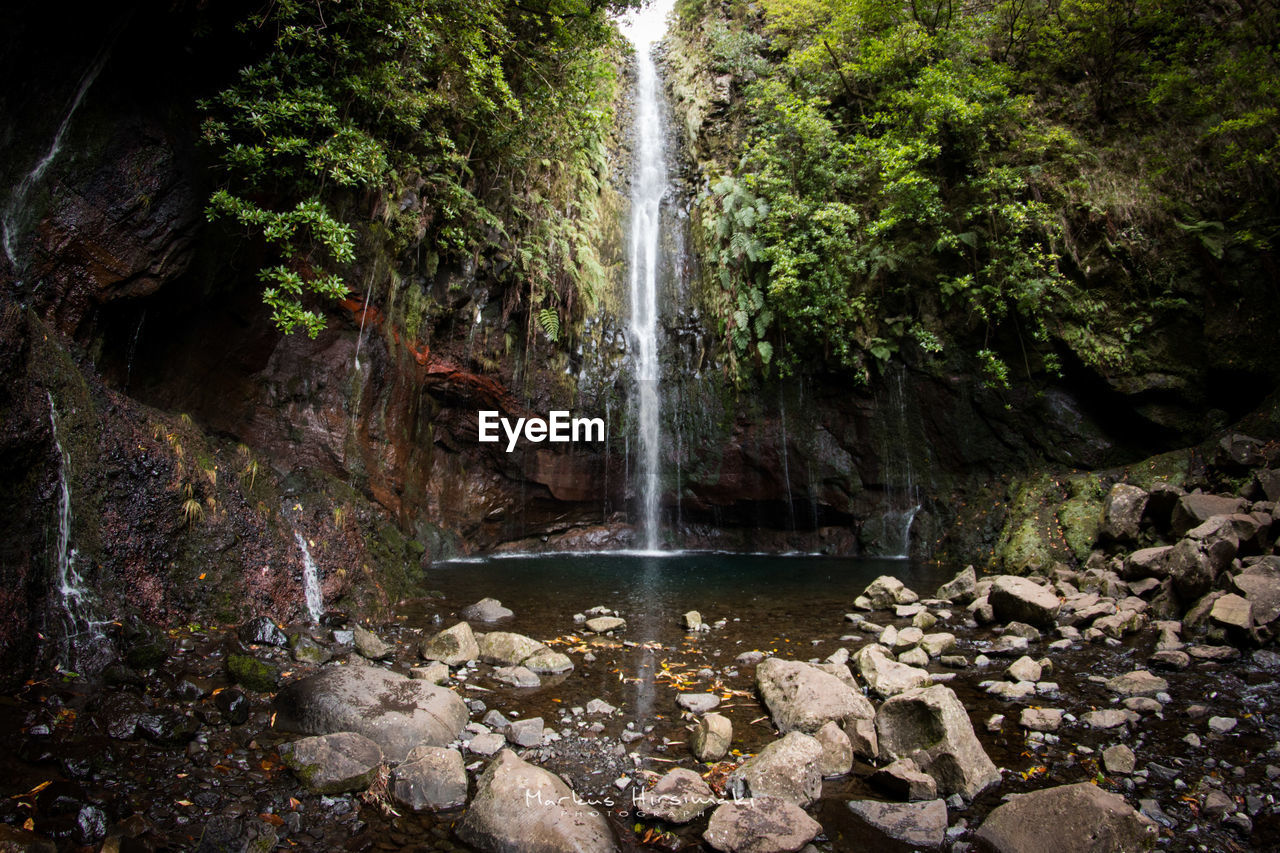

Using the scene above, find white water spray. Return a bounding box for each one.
[46,393,107,669]
[294,532,324,623]
[3,40,115,267]
[621,0,675,552]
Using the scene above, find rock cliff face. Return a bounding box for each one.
[1,2,1274,687]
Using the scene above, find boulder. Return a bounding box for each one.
[728,731,824,806]
[936,566,977,603]
[843,717,879,761]
[278,732,382,795]
[920,633,957,658]
[492,666,541,688]
[1005,656,1041,683]
[458,750,616,853]
[875,685,1000,799]
[683,611,704,630]
[478,632,572,674]
[756,657,875,733]
[1210,593,1253,631]
[692,713,733,762]
[1020,708,1063,732]
[1105,670,1168,698]
[273,663,468,762]
[636,768,716,824]
[352,625,393,660]
[1233,557,1280,625]
[506,717,545,748]
[855,644,932,699]
[1217,433,1266,469]
[869,757,938,801]
[974,782,1157,853]
[419,621,479,666]
[703,797,820,853]
[677,693,721,714]
[461,597,513,622]
[584,616,626,634]
[989,576,1060,628]
[814,720,853,777]
[846,798,947,850]
[862,575,919,609]
[1100,484,1149,543]
[1123,546,1173,580]
[238,616,288,647]
[1172,494,1247,538]
[1102,744,1136,775]
[1166,538,1232,602]
[391,745,467,811]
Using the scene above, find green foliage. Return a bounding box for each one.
[202,0,635,339]
[681,0,1280,383]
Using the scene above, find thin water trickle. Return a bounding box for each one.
[3,37,116,267]
[46,392,108,670]
[779,389,796,530]
[880,363,921,558]
[621,0,674,553]
[294,532,324,623]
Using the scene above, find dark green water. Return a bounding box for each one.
[429,552,954,638]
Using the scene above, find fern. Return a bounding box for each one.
[537,307,561,342]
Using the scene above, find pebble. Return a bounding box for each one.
[1208,716,1238,734]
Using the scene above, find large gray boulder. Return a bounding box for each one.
[936,565,977,604]
[989,576,1060,628]
[1233,557,1280,626]
[278,732,382,795]
[846,798,947,850]
[1123,546,1173,580]
[352,625,393,660]
[756,657,875,733]
[457,749,616,853]
[1166,536,1234,602]
[875,685,1000,799]
[974,782,1157,853]
[728,731,824,806]
[462,597,514,622]
[1099,484,1149,543]
[692,712,733,762]
[419,621,480,666]
[862,575,919,609]
[274,663,468,763]
[703,797,821,853]
[635,768,717,824]
[855,644,932,699]
[477,632,572,674]
[391,745,468,811]
[1171,493,1247,537]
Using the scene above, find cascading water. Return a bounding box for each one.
[621,1,673,553]
[880,364,922,558]
[46,393,107,670]
[2,37,116,267]
[294,532,324,623]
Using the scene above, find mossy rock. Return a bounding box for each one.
[227,653,280,693]
[1059,475,1105,562]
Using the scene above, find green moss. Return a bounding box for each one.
[227,653,280,692]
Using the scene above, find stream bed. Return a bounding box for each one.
[0,553,1277,851]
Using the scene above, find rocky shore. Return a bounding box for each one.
[1,433,1278,851]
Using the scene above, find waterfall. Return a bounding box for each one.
[880,364,921,558]
[2,37,116,267]
[621,1,674,552]
[46,393,106,670]
[294,532,324,623]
